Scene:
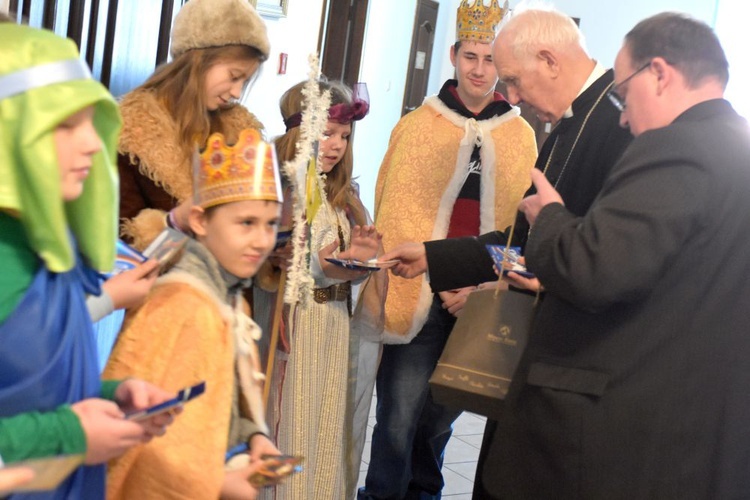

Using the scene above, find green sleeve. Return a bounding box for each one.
[0,406,86,463]
[0,212,39,323]
[100,379,123,401]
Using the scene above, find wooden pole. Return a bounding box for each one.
[263,268,287,408]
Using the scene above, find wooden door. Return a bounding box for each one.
[401,0,438,116]
[319,0,368,86]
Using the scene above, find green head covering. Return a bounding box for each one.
[0,24,121,272]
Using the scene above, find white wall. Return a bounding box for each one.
[550,0,718,67]
[353,0,464,213]
[716,0,749,119]
[243,0,325,140]
[430,0,720,88]
[0,0,8,14]
[351,0,418,213]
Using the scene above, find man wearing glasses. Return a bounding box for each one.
[507,11,750,498]
[381,9,750,500]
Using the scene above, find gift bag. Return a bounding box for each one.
[429,287,537,420]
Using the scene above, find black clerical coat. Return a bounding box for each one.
[468,99,750,499]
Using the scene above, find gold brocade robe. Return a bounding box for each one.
[104,271,266,500]
[375,96,537,342]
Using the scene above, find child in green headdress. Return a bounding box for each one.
[0,23,175,499]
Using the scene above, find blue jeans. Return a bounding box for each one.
[359,296,462,500]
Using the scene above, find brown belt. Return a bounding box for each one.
[313,283,351,304]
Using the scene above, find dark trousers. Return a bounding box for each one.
[359,296,461,500]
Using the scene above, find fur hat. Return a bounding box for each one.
[170,0,270,59]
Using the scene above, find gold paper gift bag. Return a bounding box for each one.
[429,287,537,419]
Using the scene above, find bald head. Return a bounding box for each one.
[493,8,596,123]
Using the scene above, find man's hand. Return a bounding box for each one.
[518,169,564,226]
[497,256,544,293]
[380,242,427,279]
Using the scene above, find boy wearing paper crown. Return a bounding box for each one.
[104,129,283,499]
[0,23,176,499]
[361,1,537,499]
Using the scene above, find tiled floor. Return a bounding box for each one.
[357,393,486,499]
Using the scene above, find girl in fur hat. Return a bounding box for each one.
[118,0,270,251]
[0,24,175,499]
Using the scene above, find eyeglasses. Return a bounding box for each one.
[607,61,651,112]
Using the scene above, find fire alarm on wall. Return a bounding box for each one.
[278,53,288,75]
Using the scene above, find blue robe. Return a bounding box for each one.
[0,254,105,499]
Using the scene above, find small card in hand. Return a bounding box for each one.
[105,240,147,277]
[1,454,84,492]
[104,227,187,278]
[124,381,205,421]
[274,229,292,251]
[325,258,400,272]
[485,245,535,279]
[248,455,303,488]
[142,227,189,265]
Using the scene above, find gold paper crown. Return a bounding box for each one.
[456,0,508,44]
[194,129,283,209]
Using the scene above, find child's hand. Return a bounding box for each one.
[477,280,506,291]
[343,225,381,262]
[221,463,260,500]
[503,272,543,292]
[248,434,280,463]
[318,240,368,280]
[70,398,149,464]
[113,379,180,439]
[170,199,193,232]
[438,286,477,317]
[0,467,34,495]
[103,259,159,310]
[268,241,293,271]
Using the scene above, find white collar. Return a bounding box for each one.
[562,61,607,119]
